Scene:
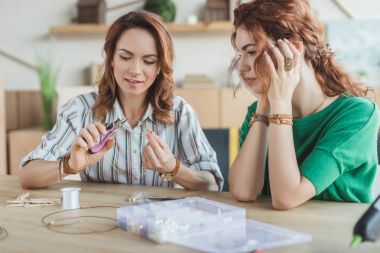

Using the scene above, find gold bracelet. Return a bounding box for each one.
[159,158,180,181]
[268,114,293,125]
[249,113,269,128]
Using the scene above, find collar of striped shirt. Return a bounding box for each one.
[105,98,155,126]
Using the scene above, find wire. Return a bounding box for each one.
[0,226,8,241]
[41,206,119,235]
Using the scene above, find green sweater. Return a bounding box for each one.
[240,95,380,203]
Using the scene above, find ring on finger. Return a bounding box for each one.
[284,57,294,71]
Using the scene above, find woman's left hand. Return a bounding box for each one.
[142,130,177,173]
[265,39,301,106]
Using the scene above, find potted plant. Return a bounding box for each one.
[36,55,59,130]
[143,0,176,22]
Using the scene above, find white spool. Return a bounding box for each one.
[60,187,81,210]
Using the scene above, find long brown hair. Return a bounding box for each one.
[231,0,370,98]
[93,11,175,124]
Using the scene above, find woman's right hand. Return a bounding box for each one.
[68,123,115,173]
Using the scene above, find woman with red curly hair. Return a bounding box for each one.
[19,11,223,191]
[229,0,379,209]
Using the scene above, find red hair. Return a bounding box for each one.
[93,11,175,124]
[231,0,371,98]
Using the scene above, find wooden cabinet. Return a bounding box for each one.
[175,88,220,128]
[8,128,46,176]
[219,87,255,128]
[5,91,44,130]
[0,73,6,174]
[175,87,255,128]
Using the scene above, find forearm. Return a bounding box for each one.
[173,165,219,191]
[229,122,268,201]
[268,102,308,209]
[229,99,269,201]
[19,160,66,189]
[268,125,301,196]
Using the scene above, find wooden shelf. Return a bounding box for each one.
[50,24,109,35]
[165,21,233,33]
[50,21,233,35]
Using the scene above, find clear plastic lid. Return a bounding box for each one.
[170,220,312,253]
[117,197,311,252]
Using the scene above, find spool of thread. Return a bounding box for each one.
[60,187,81,210]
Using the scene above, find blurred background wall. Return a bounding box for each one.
[0,0,379,90]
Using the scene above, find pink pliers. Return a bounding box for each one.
[88,117,128,154]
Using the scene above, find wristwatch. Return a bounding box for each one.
[159,159,180,181]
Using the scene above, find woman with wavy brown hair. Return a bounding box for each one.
[229,0,379,209]
[19,11,223,191]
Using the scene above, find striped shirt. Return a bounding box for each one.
[21,92,224,190]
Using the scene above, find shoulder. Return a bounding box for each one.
[334,95,378,123]
[172,95,195,115]
[58,92,98,118]
[67,92,98,110]
[339,95,376,111]
[322,96,380,145]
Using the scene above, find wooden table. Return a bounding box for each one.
[0,175,379,253]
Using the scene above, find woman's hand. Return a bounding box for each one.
[142,130,177,173]
[69,123,115,172]
[265,39,301,107]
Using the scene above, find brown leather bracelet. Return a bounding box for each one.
[249,113,269,128]
[58,157,63,182]
[61,154,83,174]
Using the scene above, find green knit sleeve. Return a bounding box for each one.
[300,98,379,196]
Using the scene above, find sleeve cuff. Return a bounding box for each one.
[300,149,341,195]
[20,147,67,169]
[186,160,224,191]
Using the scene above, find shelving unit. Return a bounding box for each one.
[0,72,6,174]
[50,21,233,35]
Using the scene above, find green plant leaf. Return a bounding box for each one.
[143,0,176,22]
[36,54,59,130]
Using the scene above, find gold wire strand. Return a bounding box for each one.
[0,226,8,241]
[41,206,119,235]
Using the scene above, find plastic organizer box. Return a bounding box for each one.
[117,197,245,242]
[117,197,311,252]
